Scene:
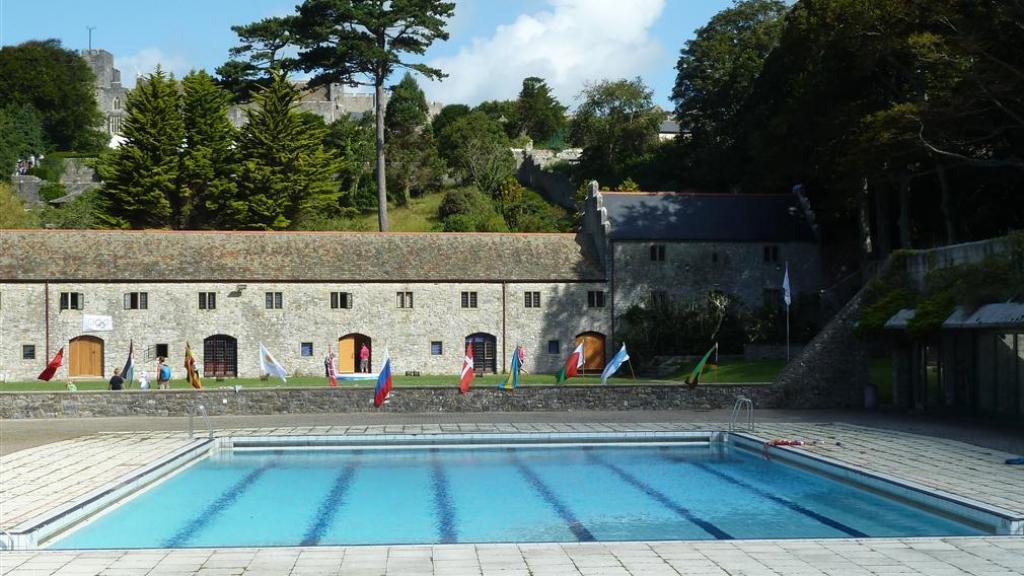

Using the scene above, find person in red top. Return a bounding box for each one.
[359,344,370,373]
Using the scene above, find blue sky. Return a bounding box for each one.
[0,0,734,109]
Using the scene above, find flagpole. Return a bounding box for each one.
[628,358,637,381]
[786,304,790,363]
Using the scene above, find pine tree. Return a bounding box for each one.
[99,67,183,228]
[180,70,238,228]
[233,71,338,230]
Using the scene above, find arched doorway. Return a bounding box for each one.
[339,333,372,373]
[204,335,237,377]
[575,332,606,371]
[465,333,497,374]
[69,336,104,377]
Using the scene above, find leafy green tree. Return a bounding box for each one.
[513,77,566,144]
[233,71,339,230]
[385,73,429,138]
[38,188,101,229]
[431,103,470,142]
[0,182,39,228]
[569,78,661,187]
[326,113,376,212]
[437,186,508,232]
[0,40,107,151]
[383,73,441,204]
[440,111,515,195]
[217,16,299,101]
[179,70,238,229]
[230,0,456,231]
[473,100,519,139]
[0,105,45,179]
[672,0,787,188]
[98,68,183,229]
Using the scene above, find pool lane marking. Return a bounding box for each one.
[511,456,595,542]
[163,463,272,547]
[685,461,870,538]
[431,458,458,544]
[299,459,359,546]
[585,453,732,540]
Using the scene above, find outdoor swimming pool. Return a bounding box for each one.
[49,441,983,549]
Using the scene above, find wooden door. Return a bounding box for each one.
[575,332,606,371]
[338,336,355,373]
[69,336,104,377]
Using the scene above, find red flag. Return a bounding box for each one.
[326,352,338,388]
[459,344,475,394]
[37,347,64,381]
[556,343,585,383]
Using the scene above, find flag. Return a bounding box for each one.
[122,341,135,387]
[556,342,585,383]
[184,342,203,389]
[373,352,393,407]
[601,344,630,385]
[501,345,522,390]
[458,343,474,394]
[325,351,338,387]
[783,263,791,307]
[685,343,719,389]
[82,314,112,331]
[37,347,64,381]
[259,343,287,383]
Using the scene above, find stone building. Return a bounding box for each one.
[580,188,821,329]
[0,190,821,381]
[0,232,608,381]
[80,48,443,140]
[81,49,129,139]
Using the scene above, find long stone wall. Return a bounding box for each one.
[0,384,781,419]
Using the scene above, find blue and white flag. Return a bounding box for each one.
[782,263,791,307]
[259,343,287,383]
[600,344,630,385]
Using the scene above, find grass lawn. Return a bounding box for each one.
[667,359,784,383]
[354,192,444,232]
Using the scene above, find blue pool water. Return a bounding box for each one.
[50,444,983,549]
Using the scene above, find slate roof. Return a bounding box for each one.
[0,230,605,282]
[601,192,817,242]
[943,303,1024,329]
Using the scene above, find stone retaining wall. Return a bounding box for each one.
[0,385,781,419]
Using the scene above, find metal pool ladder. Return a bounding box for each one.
[729,396,755,432]
[188,403,213,439]
[0,529,14,550]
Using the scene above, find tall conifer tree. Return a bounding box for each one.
[233,71,338,230]
[99,68,183,228]
[180,70,238,228]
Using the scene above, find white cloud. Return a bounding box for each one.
[115,48,190,88]
[424,0,666,107]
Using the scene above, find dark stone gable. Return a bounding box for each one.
[0,230,605,282]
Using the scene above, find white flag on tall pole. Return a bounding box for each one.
[259,343,288,383]
[782,264,791,307]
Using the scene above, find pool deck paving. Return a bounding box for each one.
[1,415,1022,575]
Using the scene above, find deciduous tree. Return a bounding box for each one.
[0,40,107,151]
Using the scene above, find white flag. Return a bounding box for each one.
[82,314,113,332]
[259,343,288,383]
[782,264,791,307]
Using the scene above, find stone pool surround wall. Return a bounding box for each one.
[0,384,782,419]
